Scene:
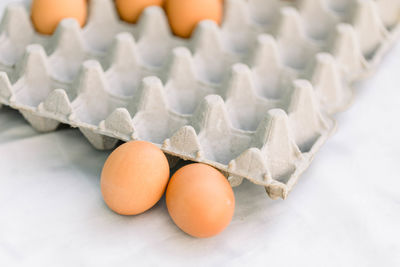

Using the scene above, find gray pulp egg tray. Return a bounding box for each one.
[0,0,398,199]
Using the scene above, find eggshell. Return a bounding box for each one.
[31,0,87,35]
[101,141,170,215]
[115,0,164,23]
[164,0,223,38]
[166,163,235,238]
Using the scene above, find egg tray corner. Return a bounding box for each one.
[0,0,398,199]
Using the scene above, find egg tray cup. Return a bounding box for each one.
[0,0,398,199]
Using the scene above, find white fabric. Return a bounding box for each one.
[0,1,400,266]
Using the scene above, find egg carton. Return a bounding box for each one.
[0,0,398,199]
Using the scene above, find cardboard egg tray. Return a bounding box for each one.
[0,0,398,199]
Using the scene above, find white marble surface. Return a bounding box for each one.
[0,1,400,266]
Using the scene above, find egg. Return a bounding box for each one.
[101,141,170,215]
[164,0,224,38]
[115,0,164,23]
[166,163,235,238]
[31,0,87,35]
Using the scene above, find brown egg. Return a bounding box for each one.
[115,0,164,23]
[164,0,223,38]
[101,141,170,215]
[166,163,235,238]
[31,0,87,35]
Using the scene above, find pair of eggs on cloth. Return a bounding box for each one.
[101,141,235,238]
[31,0,224,38]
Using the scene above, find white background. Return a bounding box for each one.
[0,1,399,266]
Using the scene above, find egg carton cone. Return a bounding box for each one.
[0,0,398,199]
